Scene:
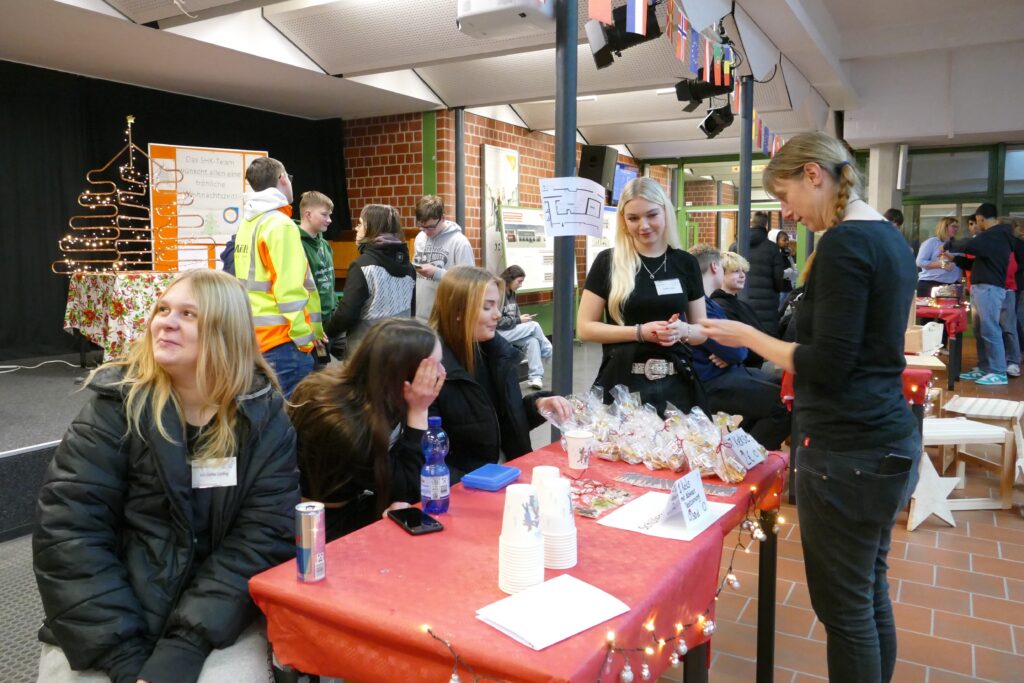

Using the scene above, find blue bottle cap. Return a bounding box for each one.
[427,416,442,428]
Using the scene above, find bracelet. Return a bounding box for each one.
[635,323,644,343]
[681,323,691,344]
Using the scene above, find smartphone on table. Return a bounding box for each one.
[387,507,444,535]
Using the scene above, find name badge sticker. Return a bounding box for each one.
[191,457,238,489]
[654,278,683,296]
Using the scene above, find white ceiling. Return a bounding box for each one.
[6,0,1024,159]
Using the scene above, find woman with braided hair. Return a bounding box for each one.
[698,132,919,683]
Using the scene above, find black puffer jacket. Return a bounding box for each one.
[746,227,787,336]
[33,367,299,683]
[431,335,548,482]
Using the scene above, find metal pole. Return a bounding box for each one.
[756,509,779,682]
[454,107,466,228]
[737,75,754,260]
[551,0,577,410]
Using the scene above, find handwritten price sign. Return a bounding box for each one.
[662,469,711,530]
[723,428,764,470]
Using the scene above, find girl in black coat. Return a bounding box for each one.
[34,269,300,683]
[288,318,445,541]
[428,266,572,481]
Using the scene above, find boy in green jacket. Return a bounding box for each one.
[297,191,337,362]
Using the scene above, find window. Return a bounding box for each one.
[1005,146,1024,195]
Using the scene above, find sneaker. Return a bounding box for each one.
[1008,364,1021,377]
[528,378,544,390]
[960,367,986,381]
[976,373,1009,386]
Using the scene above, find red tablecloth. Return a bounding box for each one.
[250,444,788,683]
[780,368,932,410]
[916,301,968,336]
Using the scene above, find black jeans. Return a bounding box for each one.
[795,432,921,683]
[704,367,790,450]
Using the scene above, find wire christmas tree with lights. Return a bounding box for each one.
[52,115,154,274]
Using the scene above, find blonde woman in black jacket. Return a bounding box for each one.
[33,269,299,683]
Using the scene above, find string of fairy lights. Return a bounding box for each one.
[51,115,204,275]
[423,456,787,683]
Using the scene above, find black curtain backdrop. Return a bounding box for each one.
[0,60,351,361]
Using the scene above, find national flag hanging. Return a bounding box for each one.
[752,109,758,142]
[722,45,733,87]
[678,14,690,64]
[688,28,701,75]
[757,118,764,149]
[713,44,723,86]
[763,128,771,155]
[667,0,674,33]
[589,0,612,25]
[626,0,647,35]
[732,77,741,114]
[703,37,714,81]
[675,27,684,61]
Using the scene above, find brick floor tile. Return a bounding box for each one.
[1014,625,1024,655]
[898,580,972,615]
[1002,541,1024,563]
[713,593,748,622]
[704,652,754,683]
[895,631,973,675]
[905,543,972,570]
[928,669,995,683]
[933,610,1014,651]
[970,523,1024,547]
[893,602,933,635]
[973,594,1024,627]
[887,556,936,585]
[889,539,908,560]
[936,530,1001,556]
[791,674,827,683]
[1009,577,1024,603]
[892,526,937,547]
[974,644,1024,682]
[773,632,829,678]
[708,619,757,661]
[935,566,1007,598]
[785,581,813,610]
[892,659,928,682]
[994,509,1024,530]
[735,598,816,638]
[974,554,1024,581]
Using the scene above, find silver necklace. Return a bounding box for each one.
[639,253,667,280]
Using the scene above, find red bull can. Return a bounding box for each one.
[295,502,326,582]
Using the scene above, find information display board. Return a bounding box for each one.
[149,144,266,271]
[585,207,619,274]
[498,206,555,293]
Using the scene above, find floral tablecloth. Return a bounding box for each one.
[64,272,178,360]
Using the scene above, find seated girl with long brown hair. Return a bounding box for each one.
[288,318,445,540]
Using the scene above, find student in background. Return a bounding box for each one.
[325,204,416,354]
[233,157,321,397]
[412,195,474,319]
[497,265,552,390]
[297,191,337,363]
[34,269,298,683]
[915,217,962,297]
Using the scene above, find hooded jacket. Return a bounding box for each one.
[234,188,321,353]
[33,367,299,683]
[412,221,475,318]
[325,234,416,347]
[299,225,337,319]
[954,223,1016,288]
[430,335,548,482]
[745,227,787,336]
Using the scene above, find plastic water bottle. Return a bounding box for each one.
[420,416,450,514]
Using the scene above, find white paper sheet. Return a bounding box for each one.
[476,574,629,650]
[597,492,733,541]
[539,177,606,237]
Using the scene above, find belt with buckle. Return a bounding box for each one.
[631,358,677,381]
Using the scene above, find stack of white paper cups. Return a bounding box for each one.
[531,464,560,489]
[539,477,577,569]
[498,483,545,594]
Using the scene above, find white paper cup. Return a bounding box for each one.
[501,484,543,544]
[539,477,575,535]
[531,465,560,489]
[564,429,594,470]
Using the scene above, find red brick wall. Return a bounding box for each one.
[343,114,423,225]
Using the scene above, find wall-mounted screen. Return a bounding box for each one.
[611,163,639,205]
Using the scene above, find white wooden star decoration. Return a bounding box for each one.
[907,454,959,531]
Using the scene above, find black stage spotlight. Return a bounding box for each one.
[675,68,734,113]
[585,2,662,70]
[699,103,735,139]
